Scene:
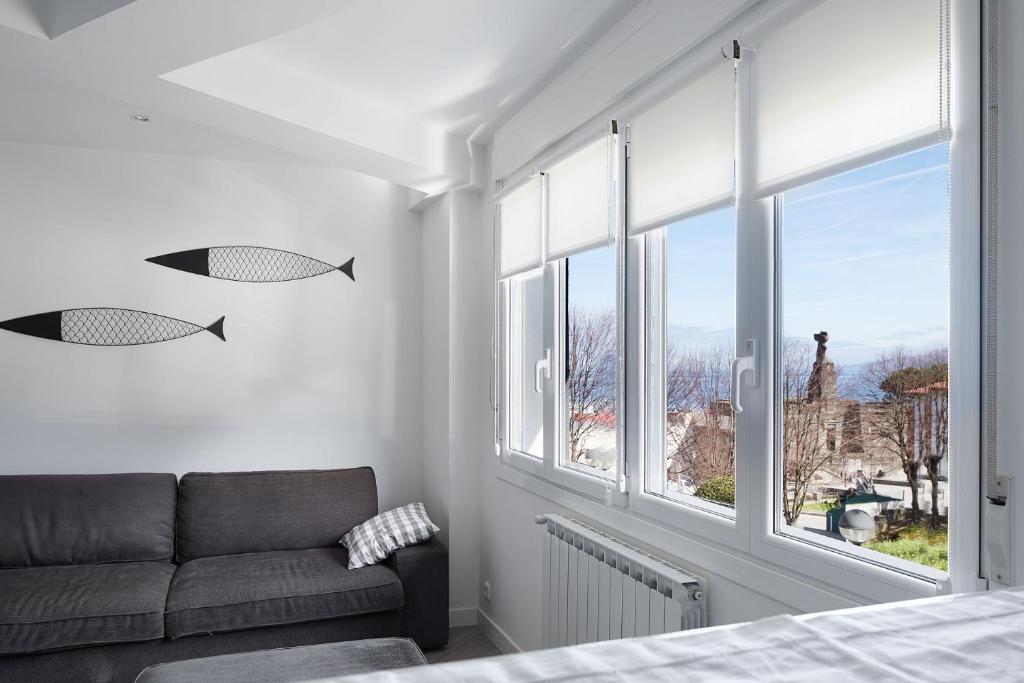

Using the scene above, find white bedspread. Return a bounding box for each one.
[333,588,1024,682]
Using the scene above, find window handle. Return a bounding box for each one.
[534,348,551,394]
[730,339,757,414]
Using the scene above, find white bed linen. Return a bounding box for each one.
[331,589,1024,682]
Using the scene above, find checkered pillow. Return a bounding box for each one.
[340,502,440,569]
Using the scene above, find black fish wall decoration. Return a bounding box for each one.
[0,309,226,346]
[146,246,355,283]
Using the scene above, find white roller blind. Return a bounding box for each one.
[545,135,616,261]
[754,0,946,197]
[627,61,736,235]
[497,175,544,278]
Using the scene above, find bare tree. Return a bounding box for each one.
[566,307,616,463]
[915,349,949,529]
[861,349,925,522]
[781,340,840,525]
[665,344,735,488]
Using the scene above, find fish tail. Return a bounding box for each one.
[206,316,226,342]
[337,257,355,281]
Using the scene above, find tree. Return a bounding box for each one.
[781,340,841,525]
[862,350,926,522]
[566,307,616,463]
[664,344,735,489]
[913,350,949,529]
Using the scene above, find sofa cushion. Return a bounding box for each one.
[134,637,426,683]
[0,562,175,655]
[342,502,440,569]
[0,473,177,567]
[165,548,403,638]
[175,468,378,562]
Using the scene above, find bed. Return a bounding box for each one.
[334,588,1024,682]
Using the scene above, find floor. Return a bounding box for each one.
[425,626,502,664]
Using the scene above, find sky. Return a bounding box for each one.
[568,143,951,369]
[780,144,949,366]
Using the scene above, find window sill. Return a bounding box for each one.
[751,526,944,602]
[501,448,621,503]
[628,488,746,554]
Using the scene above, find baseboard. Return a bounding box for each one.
[448,606,479,628]
[477,608,522,654]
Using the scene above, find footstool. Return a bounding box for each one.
[134,637,427,683]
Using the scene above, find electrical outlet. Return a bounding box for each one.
[482,580,492,602]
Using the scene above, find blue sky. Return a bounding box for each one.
[780,144,949,365]
[569,143,950,368]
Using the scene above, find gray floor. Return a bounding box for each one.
[424,626,502,664]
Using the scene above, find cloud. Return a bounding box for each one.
[786,163,948,207]
[795,248,909,270]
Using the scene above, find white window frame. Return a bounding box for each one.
[495,0,982,602]
[626,215,750,554]
[499,259,624,502]
[497,128,626,504]
[501,270,545,472]
[743,0,981,597]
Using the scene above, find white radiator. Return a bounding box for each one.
[537,514,706,648]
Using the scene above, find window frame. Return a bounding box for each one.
[749,0,980,595]
[498,256,625,502]
[626,218,750,553]
[495,0,981,601]
[767,158,954,586]
[497,127,626,504]
[557,255,620,485]
[501,270,546,474]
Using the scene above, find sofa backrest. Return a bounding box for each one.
[175,467,378,562]
[0,473,177,567]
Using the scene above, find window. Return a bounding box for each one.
[507,270,545,458]
[775,145,951,574]
[496,0,976,595]
[562,245,617,480]
[645,207,736,512]
[496,131,620,495]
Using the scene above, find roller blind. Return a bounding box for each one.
[497,175,544,278]
[545,134,616,261]
[627,61,736,236]
[753,0,947,198]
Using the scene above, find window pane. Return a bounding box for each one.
[564,246,617,479]
[777,144,950,574]
[508,271,544,458]
[647,207,736,510]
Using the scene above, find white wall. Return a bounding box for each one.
[420,190,485,616]
[421,193,452,548]
[0,141,424,511]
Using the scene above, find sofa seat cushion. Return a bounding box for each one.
[165,548,403,638]
[0,562,175,655]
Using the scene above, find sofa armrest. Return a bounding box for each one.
[387,536,449,649]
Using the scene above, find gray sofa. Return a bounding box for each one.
[0,468,449,683]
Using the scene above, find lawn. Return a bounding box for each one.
[800,501,834,513]
[864,522,948,572]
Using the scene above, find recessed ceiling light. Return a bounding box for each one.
[130,114,150,122]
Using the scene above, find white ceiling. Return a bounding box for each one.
[206,0,627,142]
[0,0,685,193]
[0,0,137,39]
